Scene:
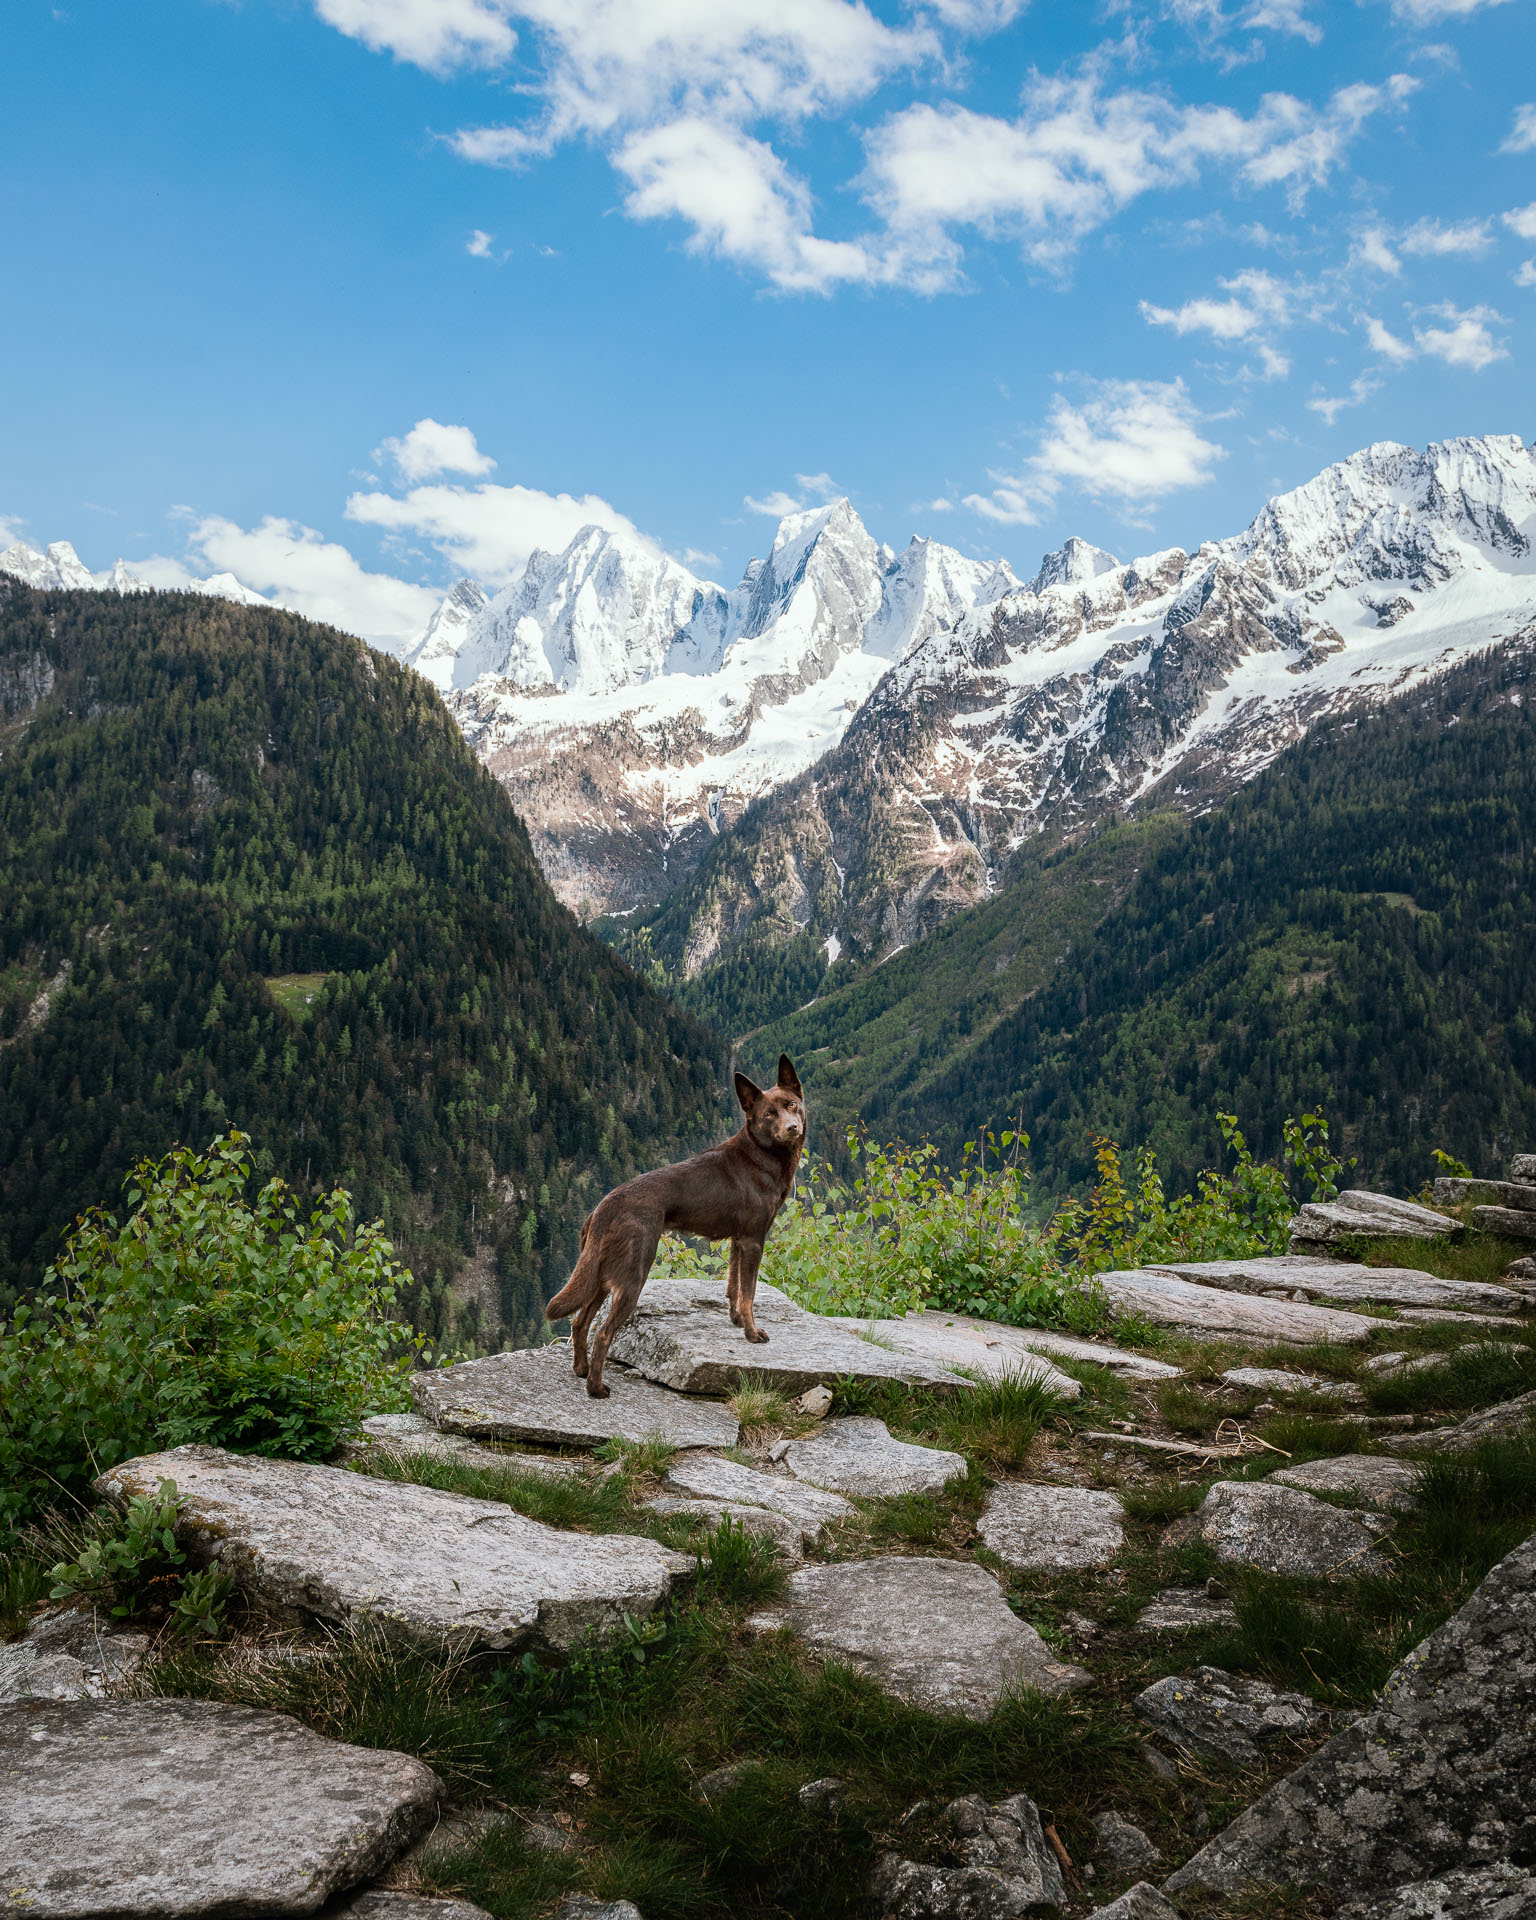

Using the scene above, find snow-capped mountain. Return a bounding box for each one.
[451,434,1535,971]
[0,537,273,607]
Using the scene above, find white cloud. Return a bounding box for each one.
[1244,0,1321,39]
[1414,301,1507,368]
[915,497,956,512]
[1306,373,1380,425]
[793,471,844,500]
[1353,226,1401,273]
[965,377,1224,525]
[1239,75,1418,202]
[1142,293,1260,339]
[1400,215,1493,255]
[616,118,874,291]
[378,419,497,484]
[186,515,441,645]
[1140,269,1301,377]
[1362,313,1415,360]
[466,229,495,257]
[1514,259,1536,287]
[346,478,640,586]
[744,489,805,516]
[1388,0,1513,21]
[1504,202,1536,239]
[1500,104,1536,153]
[311,0,517,73]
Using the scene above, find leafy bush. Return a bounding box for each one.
[0,1132,415,1530]
[46,1476,233,1639]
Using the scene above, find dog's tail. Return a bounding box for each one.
[545,1214,601,1322]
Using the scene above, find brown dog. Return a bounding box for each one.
[544,1055,806,1397]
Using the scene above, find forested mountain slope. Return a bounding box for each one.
[746,632,1536,1198]
[0,584,723,1335]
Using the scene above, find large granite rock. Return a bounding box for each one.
[748,1558,1090,1718]
[1134,1665,1335,1766]
[642,1493,805,1555]
[1150,1256,1520,1315]
[663,1453,854,1539]
[1092,1811,1163,1872]
[1181,1479,1391,1576]
[782,1417,965,1498]
[1094,1268,1376,1343]
[0,1610,149,1705]
[1431,1178,1536,1213]
[1474,1206,1536,1242]
[977,1483,1124,1571]
[0,1697,439,1917]
[1380,1389,1536,1456]
[1165,1529,1536,1899]
[823,1310,1083,1399]
[411,1342,740,1449]
[337,1411,583,1478]
[1344,1862,1536,1920]
[1272,1454,1421,1511]
[603,1278,970,1396]
[1290,1189,1455,1249]
[98,1445,690,1654]
[869,1792,1066,1915]
[1135,1587,1237,1633]
[1512,1155,1536,1183]
[848,1310,1182,1381]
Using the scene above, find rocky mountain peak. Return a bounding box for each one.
[1028,536,1120,596]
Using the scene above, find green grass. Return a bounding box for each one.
[261,972,330,1020]
[355,1447,628,1533]
[829,1368,1070,1475]
[1361,1337,1536,1416]
[0,1540,48,1638]
[694,1518,787,1609]
[1351,1232,1533,1289]
[1120,1478,1207,1526]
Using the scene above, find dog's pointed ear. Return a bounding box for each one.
[777,1054,803,1099]
[734,1070,761,1114]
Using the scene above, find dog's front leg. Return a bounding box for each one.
[735,1239,769,1344]
[727,1240,744,1326]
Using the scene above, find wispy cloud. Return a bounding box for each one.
[1400,215,1493,255]
[1499,103,1536,153]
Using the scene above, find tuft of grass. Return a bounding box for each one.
[695,1517,787,1609]
[1350,1232,1532,1289]
[1252,1412,1374,1462]
[1362,1338,1536,1416]
[935,1368,1065,1471]
[1154,1382,1229,1437]
[1,1541,48,1638]
[1121,1477,1207,1526]
[595,1436,680,1484]
[357,1445,624,1532]
[727,1385,804,1448]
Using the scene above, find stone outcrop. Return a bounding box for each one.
[642,1492,805,1555]
[0,1610,148,1705]
[1221,1365,1361,1400]
[1179,1478,1392,1576]
[1343,1862,1536,1919]
[0,1697,439,1917]
[1086,1888,1181,1920]
[1092,1810,1163,1871]
[782,1417,965,1497]
[869,1792,1066,1916]
[337,1411,583,1478]
[98,1445,691,1654]
[1094,1268,1376,1343]
[977,1484,1124,1571]
[1289,1189,1454,1250]
[1431,1178,1536,1212]
[604,1278,972,1396]
[748,1558,1089,1718]
[1473,1206,1536,1241]
[1135,1587,1237,1632]
[1272,1454,1421,1510]
[824,1309,1082,1398]
[663,1453,854,1540]
[1150,1255,1519,1315]
[832,1309,1180,1380]
[1134,1665,1336,1766]
[1380,1388,1536,1455]
[1165,1529,1536,1898]
[411,1343,740,1450]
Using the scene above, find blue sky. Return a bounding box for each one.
[2,0,1534,643]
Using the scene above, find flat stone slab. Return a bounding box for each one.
[1135,1665,1334,1767]
[1379,1387,1536,1456]
[1474,1205,1536,1241]
[1272,1455,1421,1511]
[642,1494,805,1556]
[335,1899,496,1920]
[1180,1479,1391,1577]
[337,1411,585,1478]
[1166,1529,1536,1900]
[1290,1189,1454,1248]
[900,1310,1181,1380]
[748,1557,1090,1718]
[1150,1256,1520,1315]
[1135,1587,1237,1632]
[824,1310,1083,1398]
[0,1610,149,1705]
[1088,1889,1182,1920]
[0,1697,439,1918]
[1221,1366,1362,1401]
[782,1416,965,1497]
[1431,1177,1536,1212]
[1343,1862,1536,1920]
[977,1483,1124,1571]
[870,1793,1066,1916]
[98,1445,690,1655]
[411,1341,740,1450]
[1095,1268,1376,1344]
[603,1277,971,1396]
[663,1453,854,1540]
[1395,1306,1527,1327]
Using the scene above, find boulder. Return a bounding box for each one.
[1150,1256,1518,1315]
[1272,1455,1421,1511]
[782,1417,965,1498]
[1431,1178,1536,1212]
[823,1310,1082,1399]
[1093,1269,1376,1344]
[1165,1529,1536,1899]
[337,1411,583,1478]
[1512,1155,1536,1182]
[97,1445,690,1655]
[642,1494,803,1556]
[411,1343,740,1450]
[663,1453,854,1540]
[869,1792,1066,1916]
[1134,1587,1237,1633]
[1379,1388,1536,1456]
[1290,1189,1454,1250]
[0,1610,149,1704]
[1343,1862,1536,1920]
[554,1903,645,1920]
[747,1558,1090,1719]
[1473,1206,1536,1242]
[0,1697,439,1917]
[1180,1479,1391,1577]
[335,1899,496,1920]
[604,1277,971,1396]
[1134,1665,1335,1767]
[1086,1890,1182,1920]
[977,1484,1124,1571]
[1092,1811,1163,1871]
[1221,1366,1362,1401]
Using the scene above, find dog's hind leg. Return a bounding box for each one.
[584,1222,661,1398]
[734,1239,769,1344]
[570,1289,604,1377]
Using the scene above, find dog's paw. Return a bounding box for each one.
[729,1310,744,1327]
[586,1381,611,1399]
[745,1327,770,1344]
[572,1360,588,1377]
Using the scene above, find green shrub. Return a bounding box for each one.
[0,1131,415,1530]
[46,1476,233,1638]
